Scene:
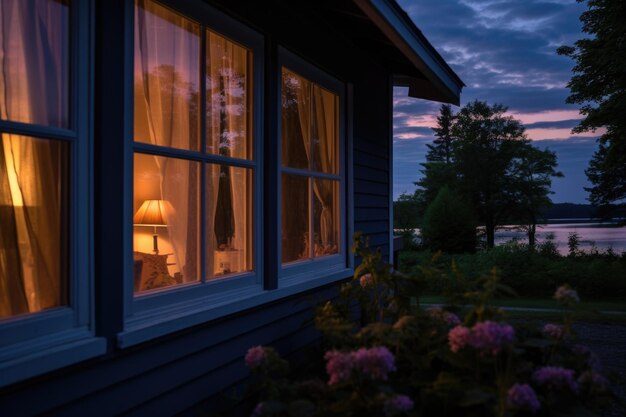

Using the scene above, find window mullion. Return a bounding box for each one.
[200,26,208,284]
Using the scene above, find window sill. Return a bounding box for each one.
[0,329,106,387]
[118,268,353,348]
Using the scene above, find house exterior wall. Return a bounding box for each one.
[0,1,393,415]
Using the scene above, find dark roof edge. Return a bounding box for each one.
[354,0,464,105]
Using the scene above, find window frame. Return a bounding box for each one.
[277,47,350,286]
[120,0,266,346]
[0,0,105,388]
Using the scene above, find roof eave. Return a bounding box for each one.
[353,0,464,105]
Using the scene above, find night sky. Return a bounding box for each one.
[393,0,601,204]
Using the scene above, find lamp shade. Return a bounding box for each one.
[133,199,172,226]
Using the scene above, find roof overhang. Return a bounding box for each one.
[353,0,464,105]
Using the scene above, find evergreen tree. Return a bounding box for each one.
[557,0,626,214]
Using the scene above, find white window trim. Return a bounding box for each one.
[0,0,105,388]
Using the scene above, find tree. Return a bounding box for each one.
[420,186,476,253]
[508,146,563,247]
[451,101,529,248]
[393,191,424,249]
[557,0,626,214]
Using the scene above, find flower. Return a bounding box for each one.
[507,383,540,413]
[469,321,515,355]
[250,402,265,417]
[245,346,266,369]
[533,366,578,392]
[359,273,374,288]
[571,344,602,370]
[554,285,580,303]
[324,350,355,385]
[448,325,471,352]
[384,394,414,416]
[353,346,396,381]
[542,323,564,339]
[578,370,610,394]
[427,307,461,326]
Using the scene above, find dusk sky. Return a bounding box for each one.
[393,0,601,204]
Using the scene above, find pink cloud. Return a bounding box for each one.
[508,109,581,124]
[526,127,606,141]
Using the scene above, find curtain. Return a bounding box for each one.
[135,0,200,281]
[0,0,69,318]
[206,31,250,276]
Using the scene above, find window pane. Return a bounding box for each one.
[0,135,68,319]
[207,165,253,278]
[133,153,200,294]
[206,30,253,160]
[0,0,70,128]
[281,68,310,170]
[311,85,338,174]
[282,174,309,263]
[313,179,339,257]
[134,0,200,151]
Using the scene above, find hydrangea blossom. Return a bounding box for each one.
[554,285,580,303]
[427,307,461,326]
[359,273,374,288]
[448,325,471,352]
[542,323,564,339]
[533,366,578,392]
[383,394,414,416]
[324,350,355,386]
[507,383,540,413]
[353,346,396,381]
[245,346,266,369]
[470,321,515,355]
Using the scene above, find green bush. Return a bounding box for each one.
[420,186,477,253]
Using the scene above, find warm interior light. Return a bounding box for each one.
[133,199,173,254]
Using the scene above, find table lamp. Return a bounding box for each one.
[133,199,171,254]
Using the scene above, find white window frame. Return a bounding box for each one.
[0,0,105,388]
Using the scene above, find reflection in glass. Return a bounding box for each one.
[281,69,310,170]
[207,165,253,277]
[133,153,200,294]
[313,179,339,257]
[134,0,200,150]
[206,30,253,159]
[282,175,309,263]
[312,85,338,174]
[0,135,68,318]
[0,0,70,128]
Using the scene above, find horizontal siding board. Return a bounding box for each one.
[354,194,389,209]
[354,165,388,184]
[353,150,388,170]
[354,221,389,235]
[354,208,389,223]
[354,180,388,196]
[354,139,388,158]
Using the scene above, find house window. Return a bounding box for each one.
[280,66,343,268]
[0,0,70,319]
[0,0,103,387]
[132,0,254,295]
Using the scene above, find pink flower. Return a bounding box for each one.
[533,366,578,392]
[353,346,396,381]
[359,273,374,288]
[554,285,580,303]
[427,307,461,326]
[469,321,515,355]
[384,394,414,416]
[324,350,355,385]
[507,384,540,413]
[448,325,471,352]
[542,323,564,339]
[245,346,266,369]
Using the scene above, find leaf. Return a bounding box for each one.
[287,400,316,417]
[458,387,494,407]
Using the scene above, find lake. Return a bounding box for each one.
[409,221,626,255]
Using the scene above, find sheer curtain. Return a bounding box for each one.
[0,0,69,318]
[206,31,250,276]
[135,0,199,281]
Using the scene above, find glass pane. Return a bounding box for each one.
[281,68,310,170]
[313,179,340,257]
[206,165,253,278]
[0,135,68,319]
[134,0,200,151]
[206,30,253,159]
[311,85,339,174]
[133,153,200,294]
[0,0,70,128]
[282,174,309,263]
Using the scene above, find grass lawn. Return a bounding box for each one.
[419,295,626,324]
